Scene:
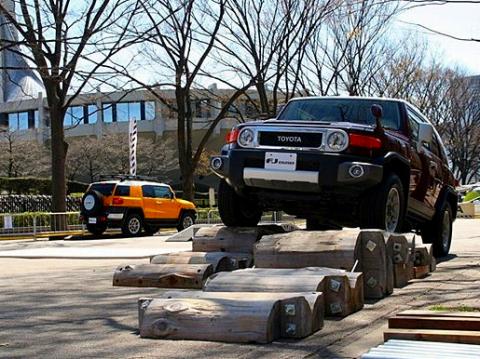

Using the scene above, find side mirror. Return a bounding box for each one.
[417,123,433,152]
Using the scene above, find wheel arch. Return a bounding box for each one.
[383,152,411,200]
[437,186,458,220]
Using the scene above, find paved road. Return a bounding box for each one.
[0,220,479,358]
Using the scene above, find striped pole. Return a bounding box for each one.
[129,117,138,176]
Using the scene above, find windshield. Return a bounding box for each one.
[90,183,116,196]
[277,98,401,130]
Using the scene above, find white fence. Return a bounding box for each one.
[0,212,85,239]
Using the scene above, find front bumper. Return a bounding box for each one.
[211,149,383,193]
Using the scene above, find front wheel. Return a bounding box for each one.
[122,213,143,236]
[177,212,195,232]
[361,173,405,233]
[218,179,262,227]
[422,203,452,257]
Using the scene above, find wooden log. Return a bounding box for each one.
[236,267,364,313]
[254,229,361,270]
[384,328,480,345]
[112,263,213,289]
[413,264,430,279]
[192,224,298,254]
[397,310,480,319]
[386,233,410,264]
[358,230,393,299]
[393,262,412,288]
[150,251,251,272]
[139,296,281,343]
[141,291,324,338]
[389,315,480,331]
[414,244,434,267]
[204,268,352,317]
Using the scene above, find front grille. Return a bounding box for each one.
[258,131,323,148]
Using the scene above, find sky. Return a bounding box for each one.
[396,0,480,75]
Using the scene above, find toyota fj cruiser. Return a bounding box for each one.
[80,176,196,236]
[211,97,458,257]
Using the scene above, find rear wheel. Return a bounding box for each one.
[86,224,107,236]
[218,179,262,227]
[361,173,405,233]
[122,213,143,236]
[422,203,452,257]
[177,212,195,232]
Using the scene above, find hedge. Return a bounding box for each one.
[0,177,88,195]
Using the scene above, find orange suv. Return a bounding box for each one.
[80,176,196,236]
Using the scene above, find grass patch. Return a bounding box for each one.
[429,305,480,312]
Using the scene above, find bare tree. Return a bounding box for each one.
[0,0,140,214]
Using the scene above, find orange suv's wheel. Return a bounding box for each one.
[122,213,143,236]
[177,212,195,232]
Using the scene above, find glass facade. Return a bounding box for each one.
[8,111,29,131]
[117,102,141,122]
[145,101,155,120]
[64,106,84,126]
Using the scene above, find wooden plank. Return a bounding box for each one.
[112,263,213,289]
[141,291,324,339]
[139,296,281,343]
[254,229,361,270]
[397,310,480,319]
[414,244,433,267]
[389,316,480,331]
[384,328,480,345]
[150,251,251,272]
[413,264,430,279]
[387,233,411,264]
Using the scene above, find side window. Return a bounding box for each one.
[114,185,130,196]
[430,134,441,158]
[154,186,173,199]
[142,185,155,198]
[407,109,419,142]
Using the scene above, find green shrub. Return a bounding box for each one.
[0,177,87,195]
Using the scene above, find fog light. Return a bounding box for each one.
[211,157,223,170]
[348,164,364,178]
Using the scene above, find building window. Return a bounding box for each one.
[144,101,155,121]
[34,111,39,128]
[8,112,29,131]
[64,106,84,126]
[103,103,114,123]
[117,102,141,122]
[88,105,98,124]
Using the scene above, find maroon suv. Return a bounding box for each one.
[210,97,458,257]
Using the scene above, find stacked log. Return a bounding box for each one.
[140,291,324,339]
[386,233,414,288]
[150,251,253,272]
[414,243,436,274]
[112,263,213,289]
[203,268,358,317]
[138,291,322,343]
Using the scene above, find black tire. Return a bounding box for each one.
[177,212,195,232]
[144,224,160,236]
[86,223,107,236]
[81,190,104,216]
[421,202,453,258]
[218,179,262,227]
[122,213,143,236]
[361,173,405,233]
[306,218,341,231]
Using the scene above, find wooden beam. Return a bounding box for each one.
[384,328,480,345]
[112,263,213,289]
[397,310,480,319]
[413,264,430,279]
[389,315,480,331]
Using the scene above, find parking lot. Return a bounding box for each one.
[0,219,479,359]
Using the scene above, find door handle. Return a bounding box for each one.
[155,201,162,205]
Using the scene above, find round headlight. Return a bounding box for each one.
[327,131,347,151]
[238,128,255,147]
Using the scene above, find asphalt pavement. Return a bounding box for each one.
[0,219,479,358]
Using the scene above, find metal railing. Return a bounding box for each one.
[197,209,291,225]
[0,212,85,239]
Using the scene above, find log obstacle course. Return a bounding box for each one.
[112,225,439,343]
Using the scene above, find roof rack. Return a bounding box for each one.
[98,174,159,182]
